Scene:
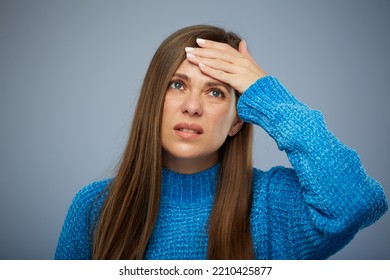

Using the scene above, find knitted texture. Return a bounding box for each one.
[54,76,388,260]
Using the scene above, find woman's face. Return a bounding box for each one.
[161,59,242,174]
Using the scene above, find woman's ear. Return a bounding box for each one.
[229,116,244,137]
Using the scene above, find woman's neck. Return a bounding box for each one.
[162,152,219,174]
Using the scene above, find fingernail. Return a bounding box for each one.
[186,53,196,59]
[243,40,247,49]
[196,38,206,45]
[185,47,195,52]
[199,62,206,68]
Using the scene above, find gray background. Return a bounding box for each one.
[1,0,389,259]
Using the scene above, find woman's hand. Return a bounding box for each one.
[185,38,267,93]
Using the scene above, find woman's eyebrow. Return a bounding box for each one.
[173,72,232,94]
[172,73,190,81]
[206,82,232,94]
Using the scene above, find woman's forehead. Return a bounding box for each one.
[173,60,234,93]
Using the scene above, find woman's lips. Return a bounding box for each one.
[173,123,204,139]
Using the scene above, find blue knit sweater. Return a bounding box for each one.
[54,76,388,260]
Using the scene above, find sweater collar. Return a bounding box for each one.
[161,163,220,206]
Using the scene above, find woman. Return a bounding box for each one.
[55,25,388,260]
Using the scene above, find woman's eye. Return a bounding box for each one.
[209,89,224,98]
[169,81,184,90]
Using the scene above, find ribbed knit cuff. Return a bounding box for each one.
[244,76,303,105]
[237,76,321,151]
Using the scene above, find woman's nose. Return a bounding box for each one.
[181,92,203,116]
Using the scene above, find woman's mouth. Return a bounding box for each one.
[177,128,201,134]
[173,123,204,139]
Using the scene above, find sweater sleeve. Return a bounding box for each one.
[54,179,110,260]
[239,76,388,259]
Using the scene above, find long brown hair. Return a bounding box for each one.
[92,25,254,259]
